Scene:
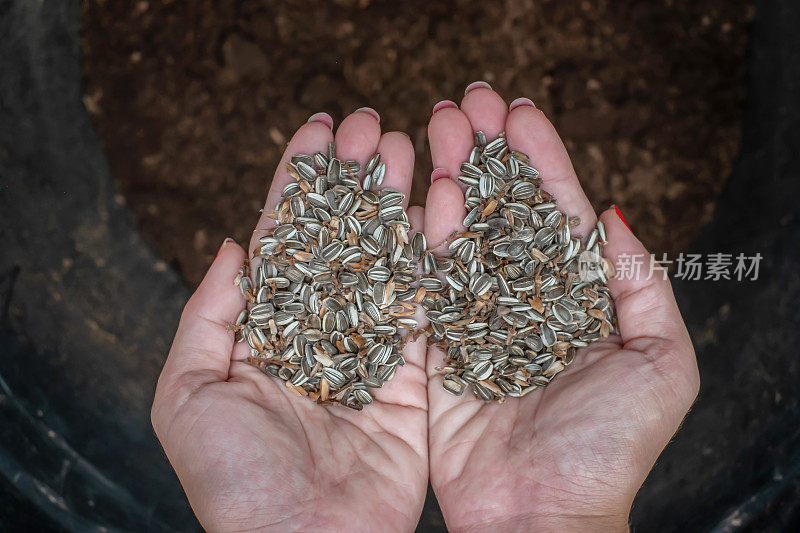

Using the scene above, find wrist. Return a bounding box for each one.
[447,510,630,533]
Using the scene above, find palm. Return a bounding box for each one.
[155,358,427,531]
[427,336,691,530]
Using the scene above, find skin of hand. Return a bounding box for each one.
[151,109,430,532]
[422,86,699,532]
[152,86,699,532]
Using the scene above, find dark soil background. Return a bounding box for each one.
[81,0,751,286]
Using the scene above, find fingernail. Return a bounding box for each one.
[465,81,491,95]
[432,100,457,114]
[612,204,631,231]
[355,107,380,123]
[217,237,235,258]
[431,167,449,183]
[307,112,333,129]
[509,97,535,111]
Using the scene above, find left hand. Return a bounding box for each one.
[151,109,429,532]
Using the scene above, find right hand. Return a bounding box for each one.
[422,85,699,532]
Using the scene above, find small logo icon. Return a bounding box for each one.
[578,250,605,282]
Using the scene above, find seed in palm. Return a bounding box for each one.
[237,142,417,410]
[423,132,618,402]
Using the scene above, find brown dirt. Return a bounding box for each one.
[81,0,751,287]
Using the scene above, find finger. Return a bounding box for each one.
[158,239,247,385]
[407,205,424,234]
[505,102,597,237]
[417,198,479,422]
[423,177,466,254]
[334,107,382,179]
[249,115,334,256]
[598,207,698,390]
[372,206,427,410]
[459,81,508,140]
[428,101,474,184]
[422,176,465,385]
[374,131,415,208]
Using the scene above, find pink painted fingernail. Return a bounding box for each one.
[431,168,450,183]
[307,112,333,129]
[509,97,535,111]
[355,107,380,122]
[465,81,491,95]
[432,100,458,114]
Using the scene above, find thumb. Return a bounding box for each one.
[158,238,247,388]
[599,206,698,394]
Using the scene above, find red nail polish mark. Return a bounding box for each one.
[613,204,631,231]
[431,168,449,183]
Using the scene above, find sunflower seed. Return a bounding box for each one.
[425,132,617,403]
[245,146,415,410]
[443,377,466,396]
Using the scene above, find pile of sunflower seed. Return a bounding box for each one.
[235,142,419,410]
[421,131,617,401]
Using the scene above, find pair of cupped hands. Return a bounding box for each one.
[152,83,699,532]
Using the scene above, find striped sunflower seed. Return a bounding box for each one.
[243,142,416,410]
[424,132,617,403]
